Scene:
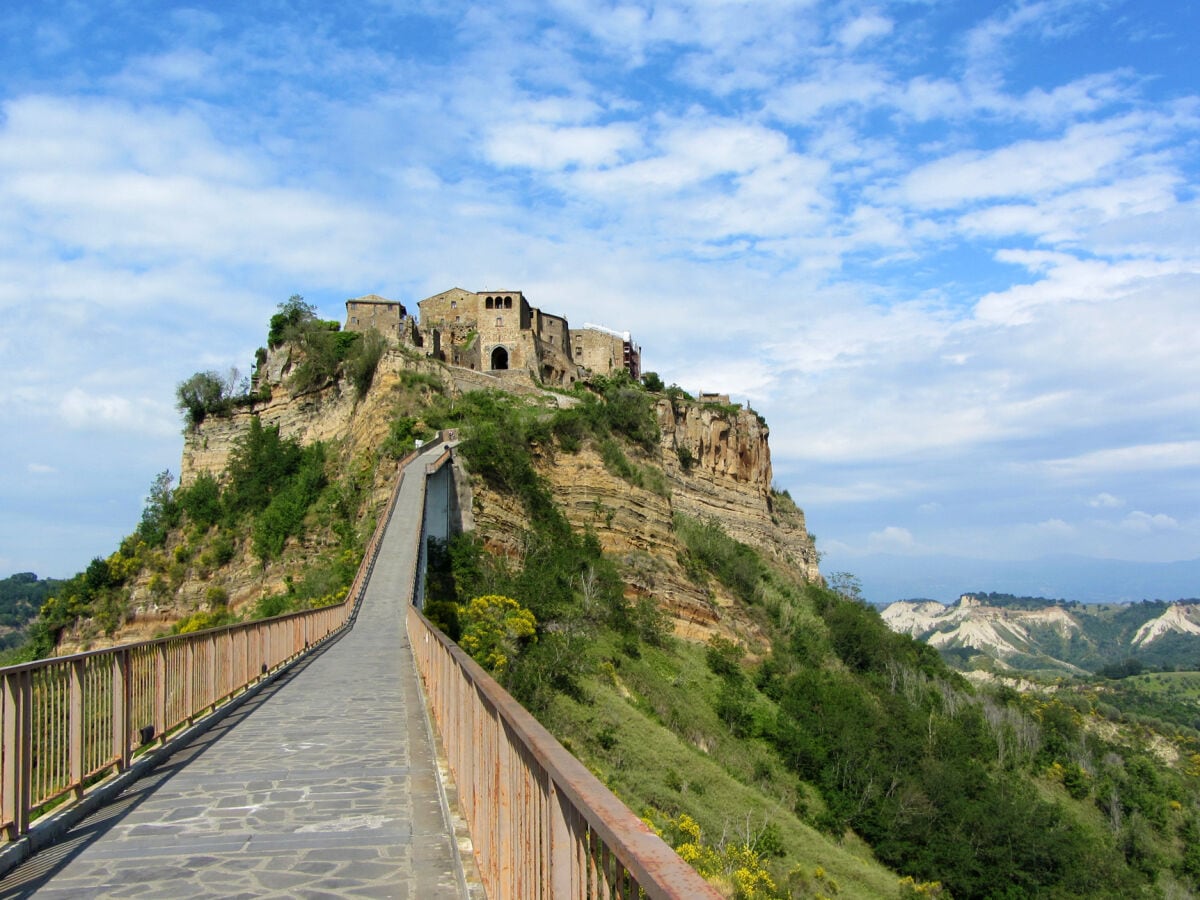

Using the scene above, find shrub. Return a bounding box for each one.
[178,472,222,532]
[346,328,387,398]
[641,371,665,392]
[458,594,537,674]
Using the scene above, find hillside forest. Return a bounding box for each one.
[4,299,1200,899]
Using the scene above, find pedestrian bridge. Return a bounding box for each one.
[0,440,716,898]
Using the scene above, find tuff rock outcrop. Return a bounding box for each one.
[69,345,820,651]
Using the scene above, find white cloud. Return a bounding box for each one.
[1121,510,1180,533]
[838,13,893,50]
[2,1,1199,579]
[58,389,177,437]
[27,463,56,475]
[974,252,1193,326]
[868,525,918,553]
[1088,492,1123,509]
[1035,442,1200,479]
[486,122,642,170]
[901,119,1142,210]
[771,62,891,123]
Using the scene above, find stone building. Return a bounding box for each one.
[572,325,641,381]
[344,294,420,345]
[343,287,639,386]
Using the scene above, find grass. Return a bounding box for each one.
[542,634,900,899]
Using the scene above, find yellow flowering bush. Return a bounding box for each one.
[459,594,537,674]
[660,812,782,900]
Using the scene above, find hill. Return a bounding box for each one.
[882,593,1200,676]
[10,293,1200,898]
[839,552,1200,606]
[0,572,59,652]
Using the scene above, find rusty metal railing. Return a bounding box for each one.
[0,439,434,842]
[408,604,721,899]
[0,604,348,839]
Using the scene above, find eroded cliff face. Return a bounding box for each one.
[181,348,431,486]
[658,399,820,582]
[74,351,819,653]
[469,397,821,647]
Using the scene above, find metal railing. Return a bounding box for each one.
[0,601,348,839]
[0,440,432,842]
[408,603,721,899]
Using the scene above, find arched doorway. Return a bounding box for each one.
[490,346,509,370]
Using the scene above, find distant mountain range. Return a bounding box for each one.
[881,592,1200,675]
[822,553,1200,606]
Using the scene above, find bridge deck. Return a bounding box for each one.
[0,444,475,899]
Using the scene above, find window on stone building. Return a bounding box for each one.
[504,297,512,309]
[496,317,503,326]
[451,300,457,309]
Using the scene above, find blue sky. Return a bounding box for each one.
[1,1,1197,601]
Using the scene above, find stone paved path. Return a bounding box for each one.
[0,443,477,899]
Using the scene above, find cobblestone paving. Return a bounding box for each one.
[0,445,478,899]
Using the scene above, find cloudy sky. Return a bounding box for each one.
[1,1,1197,599]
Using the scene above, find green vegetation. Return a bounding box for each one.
[0,573,63,658]
[640,370,665,392]
[550,372,661,454]
[178,295,386,434]
[11,412,359,660]
[423,384,1200,898]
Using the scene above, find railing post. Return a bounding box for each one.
[69,659,84,797]
[184,641,195,725]
[2,670,32,839]
[112,649,130,772]
[154,644,167,745]
[549,781,573,900]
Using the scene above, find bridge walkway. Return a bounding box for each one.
[0,442,476,899]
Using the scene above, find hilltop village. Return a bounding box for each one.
[344,288,641,386]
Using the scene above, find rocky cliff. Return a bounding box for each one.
[73,345,819,652]
[471,396,819,645]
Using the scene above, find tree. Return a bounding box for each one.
[176,371,227,429]
[346,327,386,398]
[641,371,665,392]
[459,594,537,673]
[828,571,864,603]
[137,470,179,547]
[268,294,318,347]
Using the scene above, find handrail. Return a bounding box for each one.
[407,452,720,900]
[0,440,431,842]
[408,607,720,900]
[0,600,348,841]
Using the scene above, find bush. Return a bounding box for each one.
[641,371,665,392]
[178,472,222,532]
[458,594,537,674]
[346,328,387,398]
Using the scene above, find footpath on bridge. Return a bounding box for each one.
[0,443,479,899]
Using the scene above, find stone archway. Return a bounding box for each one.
[490,346,509,370]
